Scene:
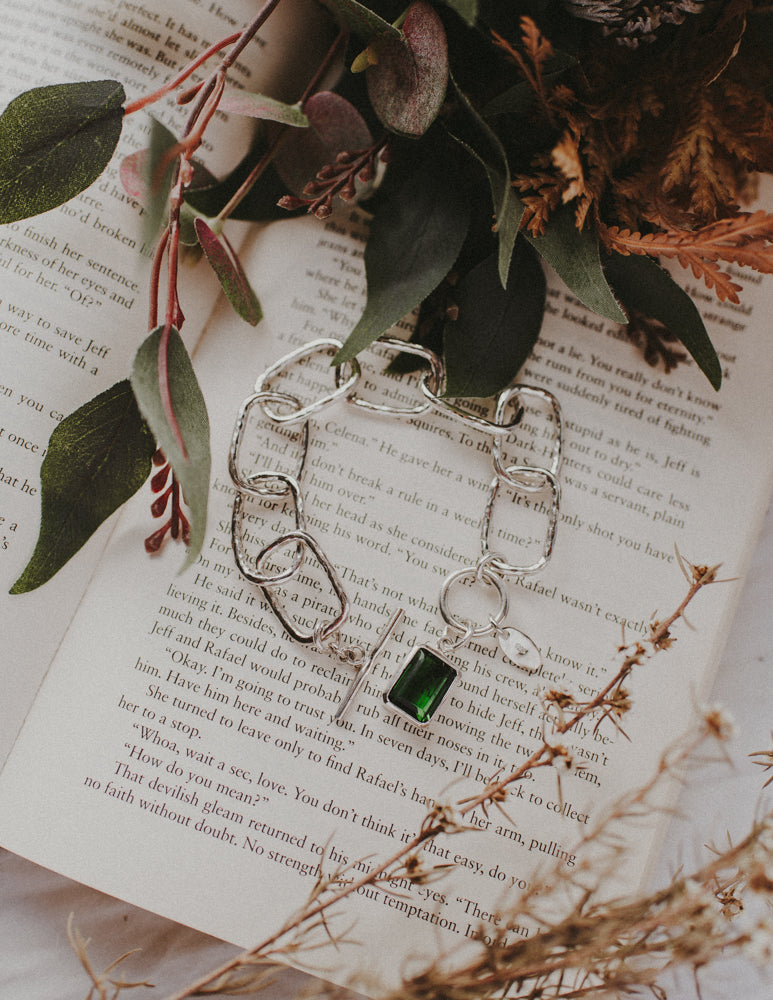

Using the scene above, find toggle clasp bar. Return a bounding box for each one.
[334,608,405,722]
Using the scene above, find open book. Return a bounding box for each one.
[2,0,773,994]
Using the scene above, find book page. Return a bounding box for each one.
[1,192,772,993]
[0,0,337,764]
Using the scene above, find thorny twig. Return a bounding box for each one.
[67,914,153,999]
[153,556,737,1000]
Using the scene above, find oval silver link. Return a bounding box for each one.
[495,464,553,495]
[257,530,350,644]
[481,470,559,576]
[229,390,309,493]
[420,373,521,436]
[256,338,361,424]
[492,384,562,488]
[335,336,444,415]
[232,473,306,586]
[439,564,509,638]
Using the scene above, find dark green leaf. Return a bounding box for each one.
[367,1,449,138]
[525,205,626,323]
[445,78,521,286]
[603,252,722,390]
[319,0,397,38]
[131,327,211,569]
[10,381,155,594]
[0,80,125,223]
[335,145,471,365]
[482,52,578,117]
[195,218,262,325]
[442,0,478,25]
[443,239,546,397]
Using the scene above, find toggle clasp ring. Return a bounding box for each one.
[439,565,508,638]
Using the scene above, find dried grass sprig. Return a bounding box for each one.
[749,735,773,789]
[66,914,153,999]
[148,555,741,1000]
[385,815,773,1000]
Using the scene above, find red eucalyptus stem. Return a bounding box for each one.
[148,227,170,330]
[123,32,240,116]
[150,1,285,457]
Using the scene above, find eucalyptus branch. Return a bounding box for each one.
[122,33,240,117]
[215,26,349,225]
[150,3,287,453]
[157,556,724,1000]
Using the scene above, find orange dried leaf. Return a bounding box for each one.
[551,131,585,203]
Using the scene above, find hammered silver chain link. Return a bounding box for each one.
[229,336,562,680]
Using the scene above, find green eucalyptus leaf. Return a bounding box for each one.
[10,381,156,594]
[335,146,470,365]
[179,202,209,246]
[131,327,211,569]
[217,90,309,126]
[445,78,521,287]
[195,218,262,325]
[525,205,626,323]
[603,251,722,390]
[0,80,125,223]
[367,1,449,138]
[442,0,478,25]
[443,239,546,397]
[319,0,398,38]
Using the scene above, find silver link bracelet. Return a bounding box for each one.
[229,336,563,728]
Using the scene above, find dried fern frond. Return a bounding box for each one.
[552,130,586,204]
[512,173,564,235]
[624,307,689,374]
[602,210,773,301]
[491,18,557,121]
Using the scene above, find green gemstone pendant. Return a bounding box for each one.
[384,646,457,725]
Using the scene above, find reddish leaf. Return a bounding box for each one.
[366,1,448,138]
[120,145,216,202]
[119,149,147,201]
[274,91,373,196]
[194,218,262,325]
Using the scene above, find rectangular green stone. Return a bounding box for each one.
[385,646,457,724]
